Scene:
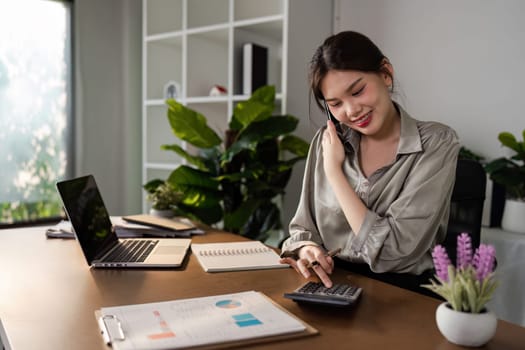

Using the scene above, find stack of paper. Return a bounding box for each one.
[96,291,316,350]
[45,216,204,239]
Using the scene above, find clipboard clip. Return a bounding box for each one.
[98,314,125,345]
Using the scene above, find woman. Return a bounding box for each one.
[280,31,459,288]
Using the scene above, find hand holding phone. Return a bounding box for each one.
[323,100,344,139]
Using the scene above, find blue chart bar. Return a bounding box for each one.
[233,313,262,327]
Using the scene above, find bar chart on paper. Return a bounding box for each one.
[97,291,310,350]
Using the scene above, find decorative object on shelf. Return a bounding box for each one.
[143,85,309,241]
[243,42,268,95]
[209,84,227,97]
[164,81,181,100]
[422,233,498,347]
[143,180,182,218]
[485,129,525,234]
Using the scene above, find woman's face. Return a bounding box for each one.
[321,67,396,137]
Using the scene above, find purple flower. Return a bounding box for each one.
[473,244,496,281]
[456,232,473,269]
[432,245,452,282]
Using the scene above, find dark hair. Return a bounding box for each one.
[309,31,392,110]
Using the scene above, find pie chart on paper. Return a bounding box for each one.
[215,299,242,309]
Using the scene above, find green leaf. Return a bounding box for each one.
[161,144,209,171]
[223,199,261,233]
[177,186,221,208]
[280,134,310,157]
[241,201,281,240]
[231,101,273,130]
[175,202,222,225]
[223,116,299,162]
[498,132,519,152]
[167,166,219,191]
[250,85,276,105]
[166,99,222,148]
[166,166,222,209]
[230,86,275,130]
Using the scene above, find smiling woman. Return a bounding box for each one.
[279,31,460,293]
[0,0,73,225]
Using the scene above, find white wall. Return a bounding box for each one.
[74,0,142,215]
[335,0,524,161]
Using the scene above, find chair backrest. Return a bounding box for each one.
[443,158,487,264]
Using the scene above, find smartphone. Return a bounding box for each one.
[323,100,344,139]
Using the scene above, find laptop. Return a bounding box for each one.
[56,175,191,268]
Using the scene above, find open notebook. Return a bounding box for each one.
[191,241,289,272]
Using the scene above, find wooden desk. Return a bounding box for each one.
[1,226,524,350]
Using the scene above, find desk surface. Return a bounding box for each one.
[1,226,525,350]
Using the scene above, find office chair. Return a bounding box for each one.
[442,158,486,265]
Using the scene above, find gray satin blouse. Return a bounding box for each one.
[281,104,460,275]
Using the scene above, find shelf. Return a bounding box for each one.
[146,0,182,35]
[146,37,182,100]
[145,99,167,106]
[142,0,288,212]
[186,96,229,103]
[233,15,284,40]
[145,163,179,170]
[146,31,184,43]
[187,0,229,29]
[232,93,283,101]
[234,0,283,21]
[145,93,283,106]
[186,29,229,97]
[232,22,283,95]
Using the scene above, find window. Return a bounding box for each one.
[0,0,73,225]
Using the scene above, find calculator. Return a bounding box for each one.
[284,281,362,306]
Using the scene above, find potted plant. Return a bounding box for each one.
[143,180,182,218]
[143,86,309,241]
[485,130,525,233]
[422,233,498,347]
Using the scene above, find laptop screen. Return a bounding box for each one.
[56,175,118,264]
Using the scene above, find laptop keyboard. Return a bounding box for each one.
[104,239,159,263]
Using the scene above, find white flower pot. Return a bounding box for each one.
[501,199,525,234]
[436,302,497,347]
[149,208,175,218]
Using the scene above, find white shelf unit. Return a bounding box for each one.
[142,0,288,211]
[142,0,333,227]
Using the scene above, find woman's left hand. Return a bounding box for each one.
[322,120,345,177]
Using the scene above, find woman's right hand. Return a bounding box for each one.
[279,245,334,288]
[322,120,345,178]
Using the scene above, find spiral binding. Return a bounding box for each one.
[198,246,271,256]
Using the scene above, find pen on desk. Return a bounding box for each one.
[306,248,342,269]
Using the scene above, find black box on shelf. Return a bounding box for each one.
[243,43,268,95]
